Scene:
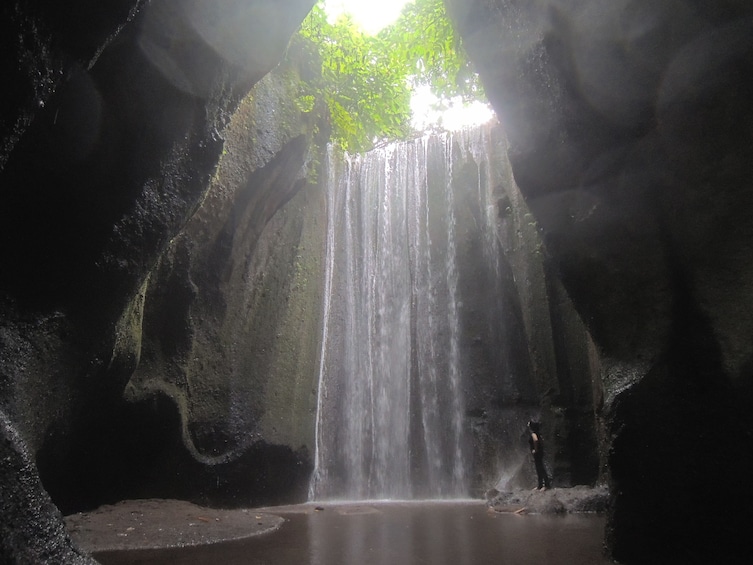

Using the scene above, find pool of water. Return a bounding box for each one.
[94,500,613,565]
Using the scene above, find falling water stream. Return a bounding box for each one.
[310,129,502,501]
[83,127,614,565]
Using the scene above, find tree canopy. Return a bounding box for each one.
[295,0,483,152]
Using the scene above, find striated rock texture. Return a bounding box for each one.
[1,0,316,561]
[37,42,330,515]
[446,127,602,494]
[446,0,753,562]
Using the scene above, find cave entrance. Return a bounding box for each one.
[296,0,495,153]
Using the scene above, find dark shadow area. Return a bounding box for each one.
[37,392,312,515]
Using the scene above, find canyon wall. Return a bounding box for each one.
[37,41,330,514]
[446,0,753,562]
[1,1,316,562]
[450,127,602,492]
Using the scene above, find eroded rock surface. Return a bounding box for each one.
[1,410,97,564]
[1,0,315,561]
[446,0,753,562]
[487,485,609,515]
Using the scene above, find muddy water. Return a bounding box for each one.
[94,501,613,565]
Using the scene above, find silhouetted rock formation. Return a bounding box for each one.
[1,0,315,561]
[446,0,753,562]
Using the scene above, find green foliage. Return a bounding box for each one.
[296,0,483,152]
[295,94,316,113]
[380,0,482,102]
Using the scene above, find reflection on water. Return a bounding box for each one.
[95,501,613,565]
[308,502,476,565]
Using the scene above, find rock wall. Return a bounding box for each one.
[36,41,330,514]
[446,0,753,562]
[450,126,601,493]
[124,43,329,508]
[1,0,316,561]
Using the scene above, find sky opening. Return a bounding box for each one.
[324,0,409,35]
[323,0,496,131]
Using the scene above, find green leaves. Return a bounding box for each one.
[296,0,483,152]
[295,94,316,113]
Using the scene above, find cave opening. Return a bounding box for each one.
[8,1,753,564]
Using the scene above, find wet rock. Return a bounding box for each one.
[446,0,753,562]
[1,0,316,561]
[487,485,609,515]
[1,410,97,564]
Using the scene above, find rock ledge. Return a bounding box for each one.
[487,486,610,515]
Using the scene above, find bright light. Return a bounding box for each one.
[411,85,496,131]
[324,0,410,35]
[323,1,497,132]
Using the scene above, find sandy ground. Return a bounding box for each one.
[65,499,285,553]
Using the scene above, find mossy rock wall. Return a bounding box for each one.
[124,46,329,508]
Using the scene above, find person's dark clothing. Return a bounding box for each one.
[528,428,551,489]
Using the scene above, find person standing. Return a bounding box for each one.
[527,421,551,490]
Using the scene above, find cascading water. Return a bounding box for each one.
[310,126,503,501]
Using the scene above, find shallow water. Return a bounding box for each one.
[94,501,612,565]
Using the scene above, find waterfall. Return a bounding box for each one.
[311,127,501,501]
